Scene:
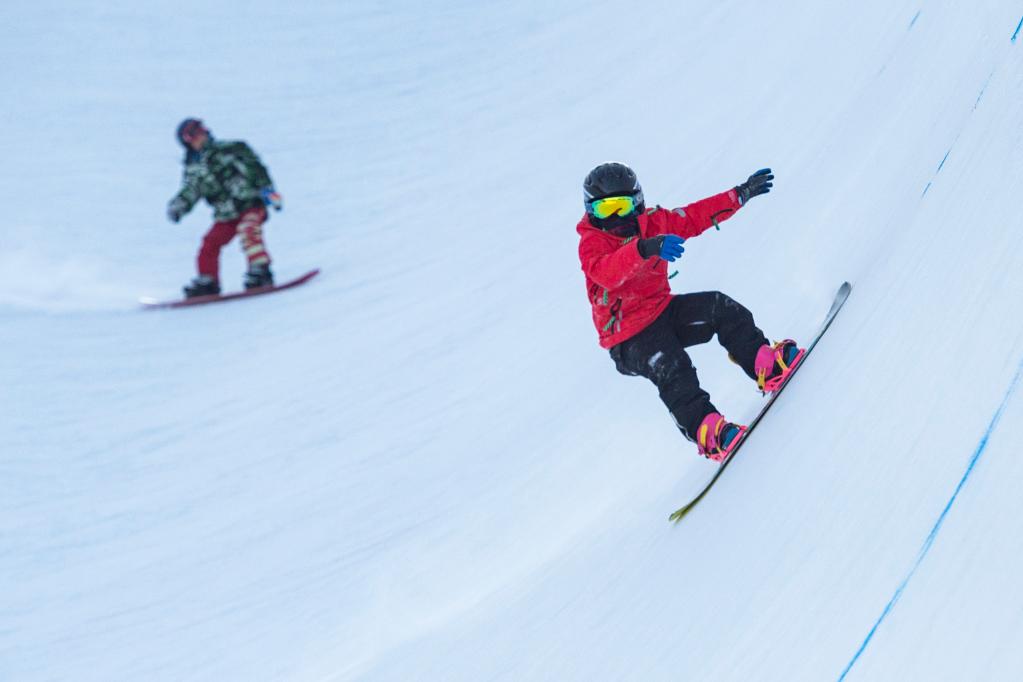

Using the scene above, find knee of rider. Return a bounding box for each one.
[712,290,733,306]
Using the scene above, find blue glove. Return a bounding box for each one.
[261,187,283,211]
[637,234,685,262]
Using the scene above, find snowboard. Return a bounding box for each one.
[668,281,852,523]
[140,268,320,310]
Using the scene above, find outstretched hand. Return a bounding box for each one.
[638,234,686,262]
[261,187,283,212]
[736,168,774,205]
[167,197,187,223]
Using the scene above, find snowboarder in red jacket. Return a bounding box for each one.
[577,162,803,461]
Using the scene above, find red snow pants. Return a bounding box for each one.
[197,206,271,279]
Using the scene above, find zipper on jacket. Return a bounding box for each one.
[710,207,735,230]
[602,298,623,334]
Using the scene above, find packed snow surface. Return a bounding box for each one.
[4,1,1023,680]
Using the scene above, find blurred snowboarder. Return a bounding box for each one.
[577,162,803,461]
[167,118,283,298]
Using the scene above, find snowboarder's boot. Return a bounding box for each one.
[183,275,220,298]
[696,412,747,462]
[244,264,274,290]
[755,339,805,393]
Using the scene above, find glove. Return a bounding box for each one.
[735,168,774,205]
[637,234,685,262]
[261,187,283,211]
[167,197,188,223]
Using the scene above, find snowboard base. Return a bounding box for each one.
[140,269,320,309]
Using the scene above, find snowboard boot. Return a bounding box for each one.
[183,275,220,298]
[754,339,805,393]
[244,264,274,290]
[696,412,746,462]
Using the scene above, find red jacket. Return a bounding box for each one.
[577,189,743,349]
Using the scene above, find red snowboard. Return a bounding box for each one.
[140,269,320,310]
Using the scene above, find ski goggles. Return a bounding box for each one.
[586,193,642,219]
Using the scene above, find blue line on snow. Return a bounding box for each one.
[922,72,994,196]
[908,11,920,30]
[1013,16,1023,42]
[837,355,1023,681]
[922,146,955,196]
[973,71,994,110]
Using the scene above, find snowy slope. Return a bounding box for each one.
[3,1,1023,680]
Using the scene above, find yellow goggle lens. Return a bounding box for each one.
[589,195,638,219]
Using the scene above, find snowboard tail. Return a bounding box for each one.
[669,281,852,523]
[140,269,320,309]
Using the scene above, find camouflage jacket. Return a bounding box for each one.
[171,139,274,221]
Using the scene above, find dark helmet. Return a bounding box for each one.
[583,162,645,213]
[583,162,645,233]
[176,118,209,148]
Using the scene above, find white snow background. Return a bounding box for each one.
[3,1,1023,680]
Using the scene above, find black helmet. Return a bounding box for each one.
[176,118,209,148]
[583,162,645,212]
[583,162,645,233]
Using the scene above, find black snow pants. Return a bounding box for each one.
[609,291,769,442]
